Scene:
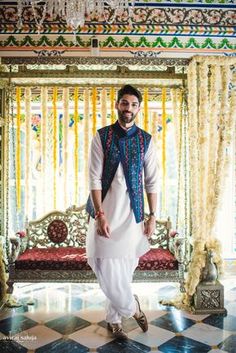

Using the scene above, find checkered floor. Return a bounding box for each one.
[0,277,235,353]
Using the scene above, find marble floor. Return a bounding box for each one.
[0,275,235,353]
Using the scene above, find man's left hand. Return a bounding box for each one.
[144,217,156,238]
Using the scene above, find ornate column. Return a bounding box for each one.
[0,79,10,259]
[0,86,5,239]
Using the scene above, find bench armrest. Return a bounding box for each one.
[169,237,185,263]
[9,232,28,263]
[9,236,21,263]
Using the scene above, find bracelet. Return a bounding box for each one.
[95,210,105,220]
[149,211,157,218]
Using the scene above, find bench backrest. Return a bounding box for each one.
[26,205,171,249]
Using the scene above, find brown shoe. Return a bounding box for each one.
[107,323,128,340]
[133,294,148,332]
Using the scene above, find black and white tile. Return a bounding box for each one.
[0,278,235,352]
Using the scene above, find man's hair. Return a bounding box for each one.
[117,85,142,104]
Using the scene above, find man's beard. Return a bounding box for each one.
[117,109,137,124]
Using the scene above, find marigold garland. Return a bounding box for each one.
[143,88,149,132]
[198,63,209,236]
[101,88,107,127]
[84,88,90,194]
[41,87,47,213]
[171,88,180,159]
[173,89,184,230]
[52,87,58,209]
[92,87,97,136]
[161,87,167,214]
[151,111,158,144]
[110,87,116,124]
[74,87,79,205]
[16,87,21,210]
[25,87,32,217]
[63,87,69,207]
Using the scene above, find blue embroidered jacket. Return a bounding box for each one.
[86,121,151,223]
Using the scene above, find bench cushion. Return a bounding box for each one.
[15,247,91,270]
[138,248,178,270]
[15,247,178,271]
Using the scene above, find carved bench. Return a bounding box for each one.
[7,205,186,293]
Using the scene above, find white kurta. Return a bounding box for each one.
[86,131,158,259]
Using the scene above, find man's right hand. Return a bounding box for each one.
[96,216,111,238]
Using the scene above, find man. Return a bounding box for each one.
[86,84,158,339]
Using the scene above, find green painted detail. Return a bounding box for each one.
[168,37,184,49]
[218,38,234,49]
[202,38,217,49]
[38,36,53,46]
[137,0,229,3]
[152,37,168,48]
[20,35,36,47]
[0,35,235,51]
[4,35,18,46]
[120,36,136,48]
[76,37,90,47]
[136,37,152,48]
[186,38,201,49]
[54,35,70,47]
[101,36,119,48]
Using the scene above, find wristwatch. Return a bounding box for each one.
[149,211,157,218]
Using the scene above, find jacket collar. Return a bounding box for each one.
[113,120,138,138]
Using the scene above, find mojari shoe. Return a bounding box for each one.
[107,322,128,340]
[133,294,148,332]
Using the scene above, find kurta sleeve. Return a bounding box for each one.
[143,137,159,193]
[89,132,104,190]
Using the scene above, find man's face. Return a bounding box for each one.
[115,94,141,125]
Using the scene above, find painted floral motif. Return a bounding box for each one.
[2,7,18,21]
[47,220,68,243]
[0,5,234,27]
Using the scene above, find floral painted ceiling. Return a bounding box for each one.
[0,0,235,60]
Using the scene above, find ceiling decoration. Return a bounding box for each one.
[0,1,235,58]
[16,0,136,32]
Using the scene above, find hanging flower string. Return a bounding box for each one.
[101,88,107,127]
[143,88,149,132]
[84,88,90,193]
[25,87,31,217]
[110,87,115,124]
[161,87,167,214]
[151,111,158,144]
[92,87,97,135]
[16,87,21,210]
[63,87,69,207]
[74,87,79,204]
[183,58,235,308]
[53,87,58,209]
[41,87,47,213]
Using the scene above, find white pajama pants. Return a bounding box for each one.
[88,257,139,324]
